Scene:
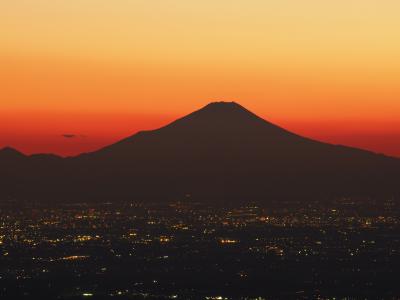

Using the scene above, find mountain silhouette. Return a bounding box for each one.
[1,102,399,202]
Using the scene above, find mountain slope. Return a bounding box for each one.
[1,102,399,202]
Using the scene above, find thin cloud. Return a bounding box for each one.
[62,134,77,139]
[61,134,88,139]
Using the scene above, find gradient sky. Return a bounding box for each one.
[1,0,400,157]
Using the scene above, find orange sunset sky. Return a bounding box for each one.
[1,0,400,157]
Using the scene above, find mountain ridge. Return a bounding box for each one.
[1,101,397,159]
[1,102,399,202]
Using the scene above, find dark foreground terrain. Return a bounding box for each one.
[1,197,400,299]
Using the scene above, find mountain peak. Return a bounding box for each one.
[128,101,298,143]
[188,101,257,118]
[154,101,266,134]
[201,101,248,113]
[204,101,240,107]
[187,101,271,126]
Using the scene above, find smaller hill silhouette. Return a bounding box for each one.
[0,147,26,159]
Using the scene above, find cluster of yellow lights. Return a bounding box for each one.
[74,235,99,242]
[266,246,284,256]
[219,239,238,244]
[60,255,89,261]
[46,238,62,243]
[42,221,60,225]
[172,224,189,230]
[159,236,171,243]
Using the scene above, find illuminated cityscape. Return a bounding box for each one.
[1,197,400,299]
